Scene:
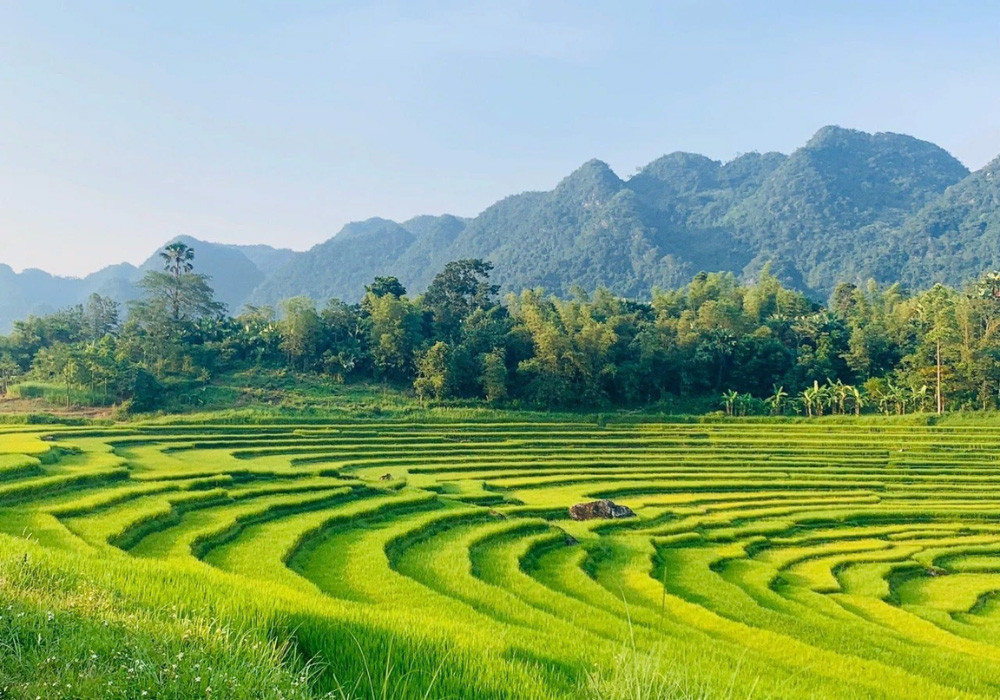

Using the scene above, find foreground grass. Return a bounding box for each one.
[587,647,747,700]
[0,543,316,700]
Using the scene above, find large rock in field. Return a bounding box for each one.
[569,499,635,521]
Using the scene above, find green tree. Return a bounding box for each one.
[367,293,423,381]
[365,276,407,299]
[32,344,78,406]
[134,271,225,326]
[414,341,453,402]
[159,242,197,320]
[83,336,119,403]
[128,368,163,412]
[129,246,225,376]
[362,276,407,315]
[910,285,960,414]
[83,294,120,341]
[320,299,367,379]
[229,306,282,367]
[0,355,19,396]
[422,259,500,341]
[512,292,617,407]
[828,379,849,415]
[849,385,865,415]
[279,297,323,371]
[480,347,508,403]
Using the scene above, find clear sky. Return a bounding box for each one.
[2,1,1000,277]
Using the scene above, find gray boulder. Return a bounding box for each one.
[569,499,636,521]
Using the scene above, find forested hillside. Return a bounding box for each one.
[7,125,1000,332]
[8,241,1000,418]
[249,125,976,304]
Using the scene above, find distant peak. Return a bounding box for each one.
[805,125,869,148]
[569,158,617,176]
[981,154,1000,174]
[797,125,969,181]
[329,217,414,244]
[163,234,206,247]
[725,151,787,165]
[646,151,719,168]
[556,159,622,195]
[400,213,469,240]
[402,213,466,227]
[636,152,721,181]
[338,217,403,233]
[805,125,941,151]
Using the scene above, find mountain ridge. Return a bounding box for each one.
[2,125,998,332]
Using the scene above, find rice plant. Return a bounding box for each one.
[3,419,1000,697]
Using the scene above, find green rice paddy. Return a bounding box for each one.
[3,418,1000,698]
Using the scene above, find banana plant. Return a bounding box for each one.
[801,383,819,418]
[765,385,788,416]
[721,389,739,416]
[827,379,850,415]
[849,385,865,415]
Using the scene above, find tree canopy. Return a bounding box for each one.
[7,245,1000,416]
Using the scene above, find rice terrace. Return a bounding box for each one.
[10,4,1000,699]
[6,416,1000,698]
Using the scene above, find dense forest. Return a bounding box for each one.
[7,126,1000,335]
[4,242,1000,416]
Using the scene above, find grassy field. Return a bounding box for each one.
[3,414,1000,698]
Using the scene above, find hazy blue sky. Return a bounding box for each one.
[2,1,1000,276]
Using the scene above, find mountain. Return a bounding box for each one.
[725,126,970,293]
[135,236,288,312]
[895,155,1000,286]
[249,218,417,306]
[256,126,973,302]
[3,125,999,332]
[389,215,470,290]
[437,159,685,297]
[248,214,476,306]
[0,264,137,333]
[0,238,293,332]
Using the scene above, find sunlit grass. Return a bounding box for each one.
[4,419,1000,697]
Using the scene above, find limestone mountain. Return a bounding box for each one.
[4,125,1000,332]
[250,126,974,303]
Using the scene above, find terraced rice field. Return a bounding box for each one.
[4,419,1000,698]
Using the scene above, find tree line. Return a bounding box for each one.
[4,242,1000,415]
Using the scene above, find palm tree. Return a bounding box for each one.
[766,385,788,416]
[161,242,195,278]
[159,242,196,321]
[721,389,739,416]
